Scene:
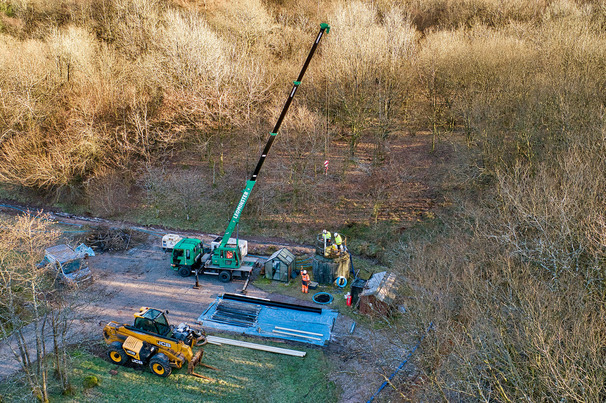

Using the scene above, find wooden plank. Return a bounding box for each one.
[206,339,222,346]
[271,330,322,341]
[274,326,324,337]
[206,336,306,357]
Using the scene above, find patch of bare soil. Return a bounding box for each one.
[297,135,441,228]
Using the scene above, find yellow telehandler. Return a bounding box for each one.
[102,307,210,378]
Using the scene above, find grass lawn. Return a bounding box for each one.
[0,338,339,403]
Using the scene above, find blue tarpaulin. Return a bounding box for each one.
[197,294,338,346]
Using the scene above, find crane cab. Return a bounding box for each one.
[171,238,204,276]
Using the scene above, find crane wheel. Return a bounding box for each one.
[108,342,128,365]
[218,270,232,283]
[149,354,172,377]
[178,266,191,277]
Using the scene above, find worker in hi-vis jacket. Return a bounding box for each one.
[334,232,344,252]
[301,270,310,293]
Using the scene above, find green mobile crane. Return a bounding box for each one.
[171,23,330,282]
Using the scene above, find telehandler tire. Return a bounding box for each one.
[178,266,191,277]
[108,342,128,366]
[149,354,172,377]
[218,270,232,283]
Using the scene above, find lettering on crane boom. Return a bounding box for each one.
[233,190,249,221]
[158,341,171,348]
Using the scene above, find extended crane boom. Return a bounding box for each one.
[211,23,330,269]
[169,23,329,281]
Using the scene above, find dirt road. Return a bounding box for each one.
[0,231,410,402]
[0,236,271,381]
[87,244,268,326]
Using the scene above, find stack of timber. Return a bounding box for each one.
[206,335,306,357]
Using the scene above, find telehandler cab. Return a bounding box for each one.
[102,307,212,378]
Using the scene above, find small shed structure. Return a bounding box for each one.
[359,271,399,316]
[264,248,296,283]
[312,253,351,285]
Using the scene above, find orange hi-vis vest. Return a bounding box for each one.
[302,273,310,284]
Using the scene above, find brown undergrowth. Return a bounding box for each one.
[2,1,606,401]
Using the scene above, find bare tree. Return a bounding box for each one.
[0,213,82,400]
[322,3,416,159]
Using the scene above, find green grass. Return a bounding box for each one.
[126,199,238,235]
[0,2,14,17]
[0,339,339,402]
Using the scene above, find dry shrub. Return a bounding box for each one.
[0,27,113,192]
[414,11,606,163]
[0,34,78,190]
[108,0,164,59]
[399,207,606,400]
[0,0,276,195]
[456,137,606,400]
[0,3,195,192]
[393,84,606,400]
[0,34,59,133]
[204,0,274,52]
[320,2,418,156]
[150,7,272,139]
[264,0,332,22]
[48,25,108,117]
[414,25,538,148]
[397,91,606,401]
[0,128,103,190]
[48,25,96,77]
[85,168,133,217]
[398,8,606,399]
[401,0,548,32]
[154,7,236,125]
[159,9,229,90]
[487,104,606,285]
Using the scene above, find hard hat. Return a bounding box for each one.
[302,270,307,275]
[334,232,338,236]
[322,229,327,233]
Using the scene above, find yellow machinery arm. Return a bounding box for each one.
[103,321,195,368]
[102,307,209,378]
